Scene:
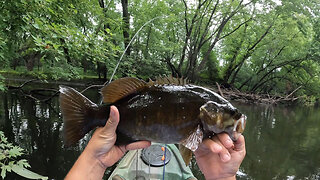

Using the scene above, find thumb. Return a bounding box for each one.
[102,106,120,134]
[234,135,245,152]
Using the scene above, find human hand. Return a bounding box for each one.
[194,133,246,180]
[85,106,151,167]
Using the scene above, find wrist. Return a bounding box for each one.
[65,147,107,180]
[83,145,107,169]
[79,146,107,177]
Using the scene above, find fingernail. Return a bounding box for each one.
[222,154,230,162]
[110,108,116,118]
[226,139,233,147]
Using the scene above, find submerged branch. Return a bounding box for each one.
[214,86,301,105]
[81,84,104,93]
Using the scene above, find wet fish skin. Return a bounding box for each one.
[59,77,246,150]
[113,84,240,145]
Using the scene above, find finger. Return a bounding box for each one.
[201,139,222,153]
[126,141,151,150]
[217,133,234,149]
[103,106,120,134]
[118,145,127,155]
[211,136,231,162]
[234,135,245,151]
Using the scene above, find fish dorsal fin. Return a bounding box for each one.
[147,75,188,86]
[101,77,147,103]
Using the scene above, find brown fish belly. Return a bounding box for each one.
[114,85,206,145]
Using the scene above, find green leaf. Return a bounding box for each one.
[17,159,31,168]
[12,165,48,180]
[1,168,6,179]
[52,44,60,49]
[0,132,7,142]
[33,23,40,29]
[1,163,6,179]
[8,146,23,157]
[47,7,55,15]
[0,154,5,161]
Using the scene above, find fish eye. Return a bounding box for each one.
[229,110,236,116]
[234,112,242,120]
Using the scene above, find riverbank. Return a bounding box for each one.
[2,73,309,106]
[1,70,106,88]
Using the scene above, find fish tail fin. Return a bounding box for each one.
[59,85,103,146]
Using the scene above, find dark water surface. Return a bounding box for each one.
[1,85,320,180]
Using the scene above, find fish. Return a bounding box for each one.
[59,76,246,165]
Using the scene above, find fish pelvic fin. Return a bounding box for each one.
[59,86,108,147]
[101,77,147,103]
[179,144,193,166]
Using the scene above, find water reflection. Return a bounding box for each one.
[236,103,320,180]
[0,89,82,180]
[0,88,320,179]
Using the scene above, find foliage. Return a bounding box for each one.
[0,0,319,101]
[0,74,5,92]
[0,131,48,179]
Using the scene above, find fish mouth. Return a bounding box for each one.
[226,114,246,141]
[233,114,246,133]
[199,101,247,141]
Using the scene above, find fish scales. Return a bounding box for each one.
[114,84,206,144]
[59,77,246,165]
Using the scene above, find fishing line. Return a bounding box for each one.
[136,149,138,179]
[148,153,151,180]
[162,144,167,180]
[98,15,167,105]
[100,15,174,179]
[105,15,168,86]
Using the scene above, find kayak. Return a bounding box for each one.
[108,143,198,180]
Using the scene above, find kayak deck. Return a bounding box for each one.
[108,143,197,180]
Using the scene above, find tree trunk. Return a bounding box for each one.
[97,61,107,80]
[24,52,41,71]
[60,38,71,63]
[121,0,130,55]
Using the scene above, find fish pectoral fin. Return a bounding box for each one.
[101,77,147,103]
[179,125,203,165]
[179,144,193,166]
[180,125,203,152]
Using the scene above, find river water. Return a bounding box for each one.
[0,85,319,180]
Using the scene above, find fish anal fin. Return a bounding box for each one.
[179,144,193,166]
[101,77,147,103]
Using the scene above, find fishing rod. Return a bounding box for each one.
[105,15,167,86]
[107,15,171,179]
[103,15,172,179]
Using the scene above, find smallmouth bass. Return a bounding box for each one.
[59,76,246,165]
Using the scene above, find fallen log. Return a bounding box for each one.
[213,83,301,105]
